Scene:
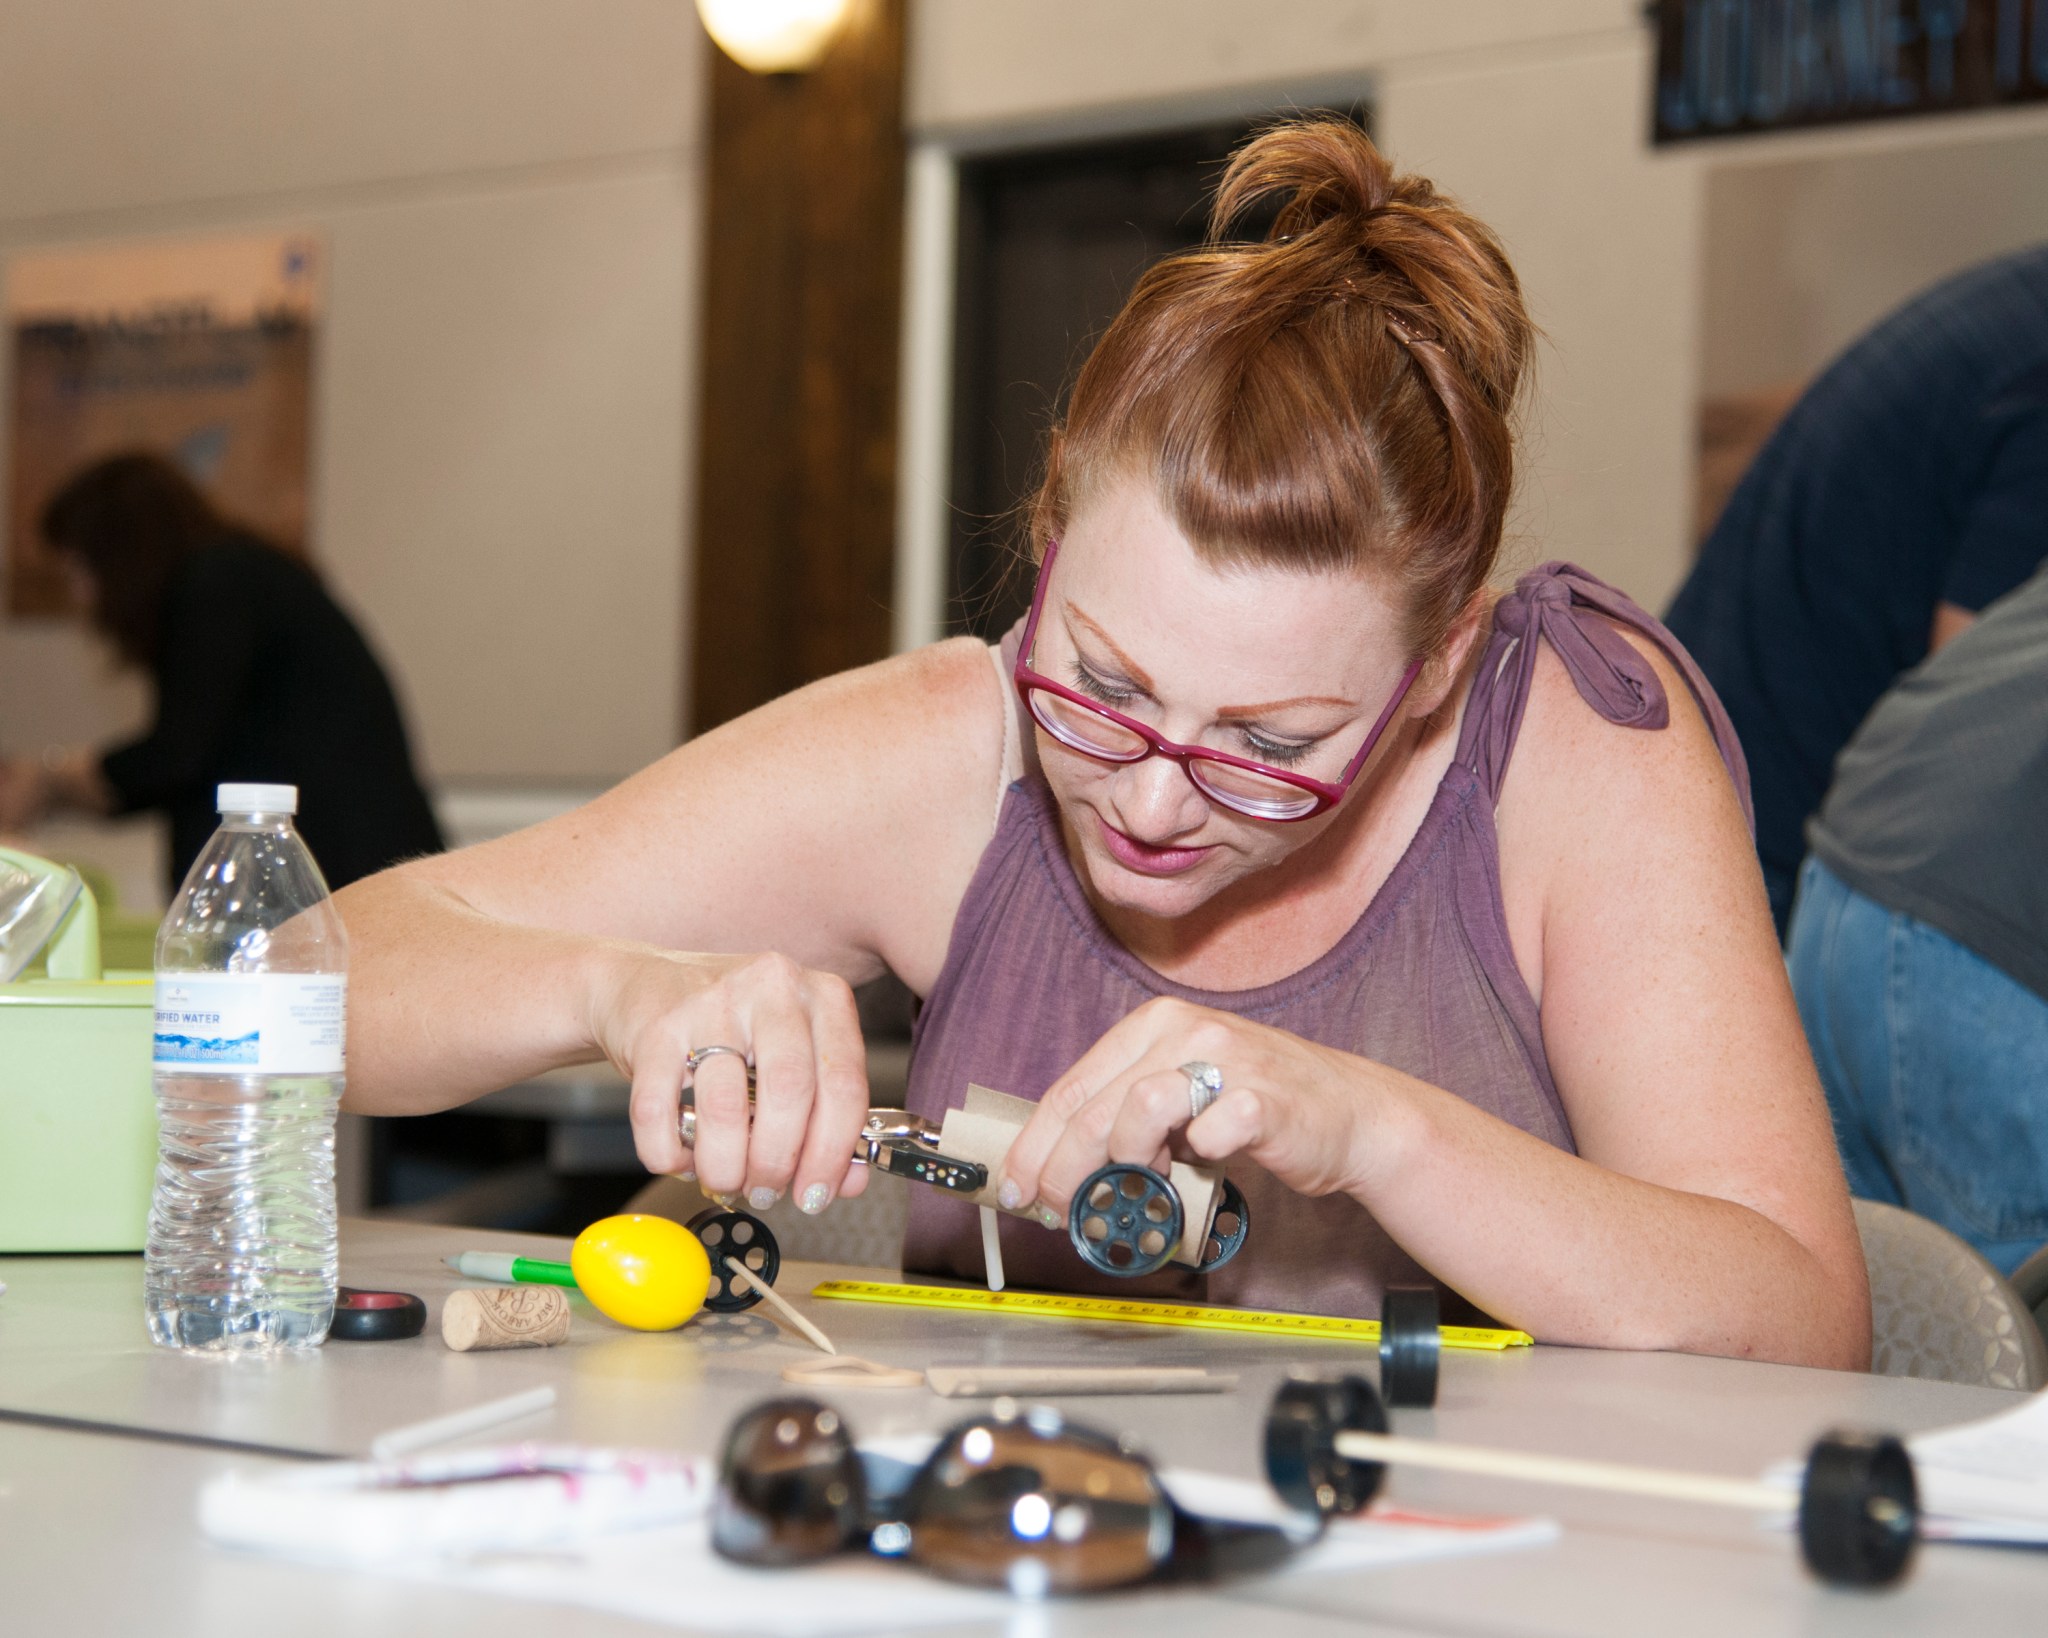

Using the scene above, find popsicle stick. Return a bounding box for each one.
[726,1262,837,1355]
[926,1365,1236,1397]
[782,1355,925,1388]
[1331,1430,1790,1513]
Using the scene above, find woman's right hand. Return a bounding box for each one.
[592,947,872,1215]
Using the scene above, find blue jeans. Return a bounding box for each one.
[1787,856,2048,1274]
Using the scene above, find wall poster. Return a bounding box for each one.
[5,230,320,617]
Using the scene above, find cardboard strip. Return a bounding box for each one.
[943,1084,1223,1268]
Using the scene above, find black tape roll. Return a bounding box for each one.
[1264,1374,1388,1517]
[687,1207,782,1313]
[1068,1163,1183,1278]
[1798,1430,1919,1588]
[331,1287,427,1342]
[1377,1287,1441,1409]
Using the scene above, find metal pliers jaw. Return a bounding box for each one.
[678,1098,989,1195]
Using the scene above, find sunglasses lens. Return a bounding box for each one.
[886,1409,1173,1595]
[712,1397,867,1566]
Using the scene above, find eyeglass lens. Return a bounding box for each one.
[1024,689,1324,820]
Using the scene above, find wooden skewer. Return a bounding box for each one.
[1332,1430,1793,1514]
[726,1262,837,1355]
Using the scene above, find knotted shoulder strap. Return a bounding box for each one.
[1455,561,1754,830]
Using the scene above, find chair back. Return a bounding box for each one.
[1855,1198,2048,1391]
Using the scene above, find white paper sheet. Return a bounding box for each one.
[208,1441,1556,1636]
[1766,1387,2048,1543]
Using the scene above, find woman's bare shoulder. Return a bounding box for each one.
[1493,614,1764,994]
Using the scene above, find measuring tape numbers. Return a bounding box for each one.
[809,1279,1533,1352]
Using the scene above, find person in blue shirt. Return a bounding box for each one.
[1665,245,2048,936]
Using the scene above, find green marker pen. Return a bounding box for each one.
[444,1250,580,1288]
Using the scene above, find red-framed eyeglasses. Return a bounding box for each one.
[1012,539,1425,822]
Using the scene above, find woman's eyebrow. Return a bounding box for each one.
[1064,603,1156,692]
[1215,696,1358,720]
[1066,603,1359,718]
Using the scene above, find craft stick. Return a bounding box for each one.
[782,1355,926,1388]
[370,1386,558,1461]
[726,1263,837,1355]
[1331,1431,1790,1513]
[979,1205,1006,1292]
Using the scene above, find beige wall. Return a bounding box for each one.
[909,1,1705,609]
[7,0,2046,821]
[0,0,704,785]
[1703,119,2048,398]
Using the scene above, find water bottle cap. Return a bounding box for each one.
[216,782,299,815]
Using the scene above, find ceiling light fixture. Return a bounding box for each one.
[695,0,854,75]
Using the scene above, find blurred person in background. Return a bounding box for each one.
[0,452,442,894]
[1666,245,2048,937]
[1788,561,2048,1274]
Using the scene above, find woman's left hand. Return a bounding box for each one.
[996,996,1397,1220]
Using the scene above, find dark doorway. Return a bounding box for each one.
[946,108,1367,639]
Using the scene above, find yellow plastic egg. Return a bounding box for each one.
[570,1213,713,1331]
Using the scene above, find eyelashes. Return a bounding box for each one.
[1065,660,1319,766]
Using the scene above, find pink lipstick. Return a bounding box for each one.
[1096,814,1215,877]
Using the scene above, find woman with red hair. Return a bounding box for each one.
[338,121,1867,1366]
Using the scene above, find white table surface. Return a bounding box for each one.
[4,1217,2045,1636]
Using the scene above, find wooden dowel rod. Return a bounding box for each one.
[1331,1431,1791,1514]
[727,1263,837,1355]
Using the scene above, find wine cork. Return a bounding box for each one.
[441,1285,572,1352]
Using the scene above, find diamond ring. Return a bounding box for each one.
[1180,1060,1224,1122]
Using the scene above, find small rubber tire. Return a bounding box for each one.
[1798,1429,1919,1588]
[1378,1287,1441,1409]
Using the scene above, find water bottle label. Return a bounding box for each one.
[153,975,347,1074]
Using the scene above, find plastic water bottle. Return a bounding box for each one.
[145,783,348,1353]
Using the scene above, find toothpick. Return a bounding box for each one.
[726,1262,837,1355]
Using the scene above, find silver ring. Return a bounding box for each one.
[1181,1060,1224,1122]
[678,1046,754,1148]
[684,1044,753,1082]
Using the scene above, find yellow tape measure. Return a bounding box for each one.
[810,1279,1533,1352]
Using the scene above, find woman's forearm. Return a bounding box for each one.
[1354,1070,1870,1370]
[334,865,639,1115]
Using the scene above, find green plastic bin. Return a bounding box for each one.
[0,866,157,1252]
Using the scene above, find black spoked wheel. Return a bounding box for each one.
[1264,1374,1388,1518]
[687,1207,782,1313]
[1068,1163,1184,1277]
[1195,1178,1251,1273]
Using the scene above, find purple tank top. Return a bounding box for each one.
[903,563,1751,1320]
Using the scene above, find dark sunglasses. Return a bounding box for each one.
[711,1396,1322,1594]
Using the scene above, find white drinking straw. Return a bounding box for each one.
[370,1386,558,1461]
[979,1205,1006,1293]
